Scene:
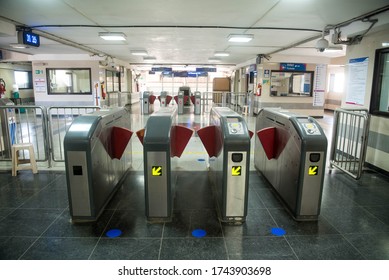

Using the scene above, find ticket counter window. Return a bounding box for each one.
[370,48,389,116]
[47,68,92,95]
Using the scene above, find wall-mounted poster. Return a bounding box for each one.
[345,57,369,106]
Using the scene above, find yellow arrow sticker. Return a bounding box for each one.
[232,166,241,176]
[308,166,318,176]
[152,166,162,176]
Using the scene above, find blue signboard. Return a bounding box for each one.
[22,31,40,47]
[196,67,216,72]
[188,71,208,77]
[280,63,306,71]
[152,67,172,72]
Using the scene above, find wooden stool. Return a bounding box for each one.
[242,105,249,116]
[11,143,38,176]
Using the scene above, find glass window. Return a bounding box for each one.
[370,48,389,116]
[270,70,314,96]
[47,68,92,95]
[14,70,32,89]
[328,73,345,93]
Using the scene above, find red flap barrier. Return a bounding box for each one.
[197,125,222,157]
[173,96,178,104]
[111,126,133,160]
[136,128,145,145]
[184,96,189,105]
[166,95,172,105]
[100,126,133,160]
[149,95,156,104]
[257,127,276,160]
[249,130,254,139]
[190,96,195,105]
[170,125,194,158]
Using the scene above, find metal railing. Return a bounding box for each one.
[47,106,100,163]
[0,105,49,162]
[329,108,370,179]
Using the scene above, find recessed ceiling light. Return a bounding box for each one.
[208,57,221,62]
[143,56,157,62]
[214,52,230,57]
[131,50,148,56]
[98,32,126,41]
[9,43,29,49]
[382,42,389,47]
[228,34,254,42]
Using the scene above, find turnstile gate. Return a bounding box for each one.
[64,108,133,222]
[141,91,156,114]
[137,107,193,221]
[197,107,251,224]
[254,108,327,221]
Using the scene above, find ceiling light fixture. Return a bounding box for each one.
[131,50,148,56]
[9,43,29,49]
[98,32,127,41]
[214,52,230,57]
[382,42,389,47]
[143,56,157,62]
[228,34,254,43]
[208,57,222,62]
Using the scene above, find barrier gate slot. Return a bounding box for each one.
[254,108,327,221]
[137,107,193,221]
[197,107,250,224]
[64,108,133,222]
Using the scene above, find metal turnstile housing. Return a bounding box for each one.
[64,108,132,222]
[199,107,251,224]
[143,107,178,221]
[254,108,327,221]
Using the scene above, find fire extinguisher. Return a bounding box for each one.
[101,81,106,100]
[256,83,262,96]
[0,78,6,98]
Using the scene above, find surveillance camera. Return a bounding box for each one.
[315,38,329,52]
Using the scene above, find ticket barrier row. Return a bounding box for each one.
[64,108,133,222]
[174,91,201,115]
[64,106,327,223]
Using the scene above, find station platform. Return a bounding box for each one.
[0,104,388,260]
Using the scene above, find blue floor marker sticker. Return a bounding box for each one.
[271,227,286,236]
[192,229,207,238]
[197,158,205,162]
[106,229,122,238]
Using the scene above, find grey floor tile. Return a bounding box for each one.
[104,210,163,238]
[363,206,389,225]
[321,206,389,234]
[226,236,297,260]
[344,233,389,260]
[43,209,113,238]
[160,237,227,260]
[0,208,63,236]
[0,186,41,208]
[90,238,160,260]
[20,188,68,209]
[0,236,37,260]
[268,208,339,236]
[163,210,192,237]
[0,208,15,221]
[20,237,98,260]
[286,235,364,260]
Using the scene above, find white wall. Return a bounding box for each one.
[343,27,389,172]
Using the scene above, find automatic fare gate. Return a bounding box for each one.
[197,107,252,224]
[136,107,193,221]
[254,108,327,221]
[64,108,133,222]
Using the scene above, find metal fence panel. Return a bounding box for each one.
[47,106,100,162]
[0,105,49,162]
[329,108,370,179]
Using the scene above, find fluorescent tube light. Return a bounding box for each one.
[98,32,126,41]
[131,50,148,56]
[382,42,389,47]
[143,56,157,62]
[228,34,253,42]
[9,43,28,49]
[214,52,230,57]
[208,57,221,62]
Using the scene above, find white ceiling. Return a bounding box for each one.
[0,0,388,68]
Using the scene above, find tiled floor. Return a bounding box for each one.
[0,104,388,260]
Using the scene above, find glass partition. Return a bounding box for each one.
[270,70,314,96]
[47,68,92,95]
